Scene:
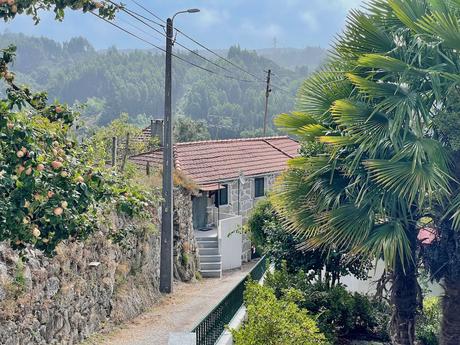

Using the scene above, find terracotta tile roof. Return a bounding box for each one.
[131,126,153,145]
[129,136,299,188]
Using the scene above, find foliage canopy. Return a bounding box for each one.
[0,45,157,253]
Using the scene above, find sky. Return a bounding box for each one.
[1,0,365,50]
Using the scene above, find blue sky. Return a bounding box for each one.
[2,0,365,50]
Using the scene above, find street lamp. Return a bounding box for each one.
[172,8,200,21]
[160,8,200,294]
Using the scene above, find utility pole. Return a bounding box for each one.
[263,69,272,137]
[160,17,174,294]
[160,9,200,294]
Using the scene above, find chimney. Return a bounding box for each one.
[151,119,164,147]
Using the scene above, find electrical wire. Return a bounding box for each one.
[90,11,259,83]
[117,15,162,43]
[105,0,254,80]
[105,0,292,93]
[174,27,267,83]
[122,0,269,84]
[128,0,166,25]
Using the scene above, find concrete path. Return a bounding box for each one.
[84,261,256,345]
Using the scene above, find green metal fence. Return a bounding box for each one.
[192,256,268,345]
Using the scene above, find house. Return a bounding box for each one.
[129,135,300,277]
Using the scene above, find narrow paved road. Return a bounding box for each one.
[84,261,256,345]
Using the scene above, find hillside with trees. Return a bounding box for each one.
[0,32,323,139]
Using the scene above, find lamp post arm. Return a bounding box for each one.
[172,10,188,22]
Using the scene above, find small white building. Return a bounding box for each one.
[130,136,300,277]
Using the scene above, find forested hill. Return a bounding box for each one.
[0,32,325,138]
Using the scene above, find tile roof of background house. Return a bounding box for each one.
[129,136,299,189]
[131,126,153,145]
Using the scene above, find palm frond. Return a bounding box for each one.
[445,192,460,230]
[346,73,403,98]
[334,9,394,59]
[417,11,460,49]
[357,53,428,78]
[390,137,452,172]
[318,135,354,147]
[303,204,375,252]
[353,221,413,270]
[274,112,318,136]
[388,0,428,32]
[331,99,390,152]
[364,159,452,205]
[297,68,352,122]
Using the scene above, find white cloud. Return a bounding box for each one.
[322,0,364,11]
[337,0,364,10]
[240,22,283,41]
[196,8,229,28]
[300,11,319,31]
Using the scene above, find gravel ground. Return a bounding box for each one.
[83,261,256,345]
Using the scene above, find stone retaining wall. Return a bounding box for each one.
[0,212,161,345]
[173,187,199,281]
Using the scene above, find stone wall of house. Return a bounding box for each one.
[206,173,279,263]
[209,173,278,223]
[0,212,161,345]
[173,187,199,281]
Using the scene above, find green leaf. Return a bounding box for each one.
[388,0,428,32]
[417,11,460,49]
[304,204,374,251]
[331,99,390,151]
[354,221,413,271]
[274,112,318,136]
[364,159,451,205]
[297,67,353,122]
[335,9,394,58]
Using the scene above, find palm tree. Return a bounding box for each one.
[273,1,460,344]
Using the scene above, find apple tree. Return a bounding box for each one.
[0,45,156,254]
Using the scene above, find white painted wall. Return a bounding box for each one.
[342,260,443,296]
[219,215,243,270]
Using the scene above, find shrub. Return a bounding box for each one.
[416,296,441,345]
[247,199,371,282]
[231,281,327,345]
[265,263,390,343]
[247,199,328,273]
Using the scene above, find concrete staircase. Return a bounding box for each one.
[196,236,222,278]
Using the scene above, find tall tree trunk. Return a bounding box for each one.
[441,278,460,345]
[390,229,417,345]
[439,226,460,345]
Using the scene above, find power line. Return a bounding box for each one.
[121,5,165,28]
[105,0,254,81]
[117,14,162,43]
[174,27,266,83]
[270,82,291,94]
[124,0,266,83]
[108,0,292,93]
[173,31,292,93]
[107,0,165,28]
[128,0,166,25]
[90,11,258,83]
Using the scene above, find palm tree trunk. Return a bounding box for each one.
[441,278,460,345]
[390,230,417,345]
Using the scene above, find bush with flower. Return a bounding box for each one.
[0,45,158,254]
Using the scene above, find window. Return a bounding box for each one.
[215,184,229,206]
[255,177,265,198]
